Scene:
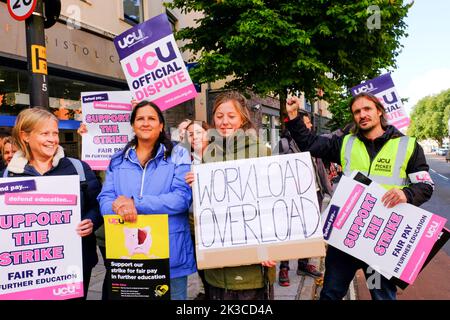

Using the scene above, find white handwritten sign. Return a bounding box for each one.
[192,153,326,269]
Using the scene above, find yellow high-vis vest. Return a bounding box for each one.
[340,134,416,190]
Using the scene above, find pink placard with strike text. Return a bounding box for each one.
[5,193,77,205]
[93,101,132,111]
[400,215,447,284]
[0,282,83,300]
[333,184,365,229]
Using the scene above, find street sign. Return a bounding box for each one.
[7,0,37,21]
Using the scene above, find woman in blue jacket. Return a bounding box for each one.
[97,100,196,300]
[3,107,102,299]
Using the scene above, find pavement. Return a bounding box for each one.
[89,238,450,301]
[86,251,356,300]
[88,246,448,301]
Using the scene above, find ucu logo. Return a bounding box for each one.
[377,158,391,164]
[425,221,439,238]
[382,91,398,104]
[53,285,77,296]
[125,42,177,77]
[108,217,124,225]
[353,83,376,95]
[117,30,145,49]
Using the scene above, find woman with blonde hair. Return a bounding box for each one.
[2,107,102,299]
[185,91,276,300]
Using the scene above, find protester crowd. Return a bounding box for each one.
[0,90,433,300]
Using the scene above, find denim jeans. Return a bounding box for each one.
[320,246,397,300]
[170,276,188,300]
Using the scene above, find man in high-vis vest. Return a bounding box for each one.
[285,92,434,300]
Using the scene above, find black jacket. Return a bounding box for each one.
[1,147,102,270]
[286,115,433,207]
[276,129,333,199]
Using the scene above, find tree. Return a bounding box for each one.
[169,0,411,123]
[326,93,353,131]
[408,89,450,145]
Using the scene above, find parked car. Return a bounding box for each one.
[437,148,449,156]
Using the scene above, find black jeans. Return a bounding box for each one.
[320,246,397,300]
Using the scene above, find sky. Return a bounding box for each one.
[390,0,450,115]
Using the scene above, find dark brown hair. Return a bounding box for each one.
[127,100,173,160]
[349,92,387,134]
[186,120,209,132]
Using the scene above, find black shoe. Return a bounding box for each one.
[297,264,323,278]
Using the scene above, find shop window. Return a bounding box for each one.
[123,0,143,25]
[0,66,118,121]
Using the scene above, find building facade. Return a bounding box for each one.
[0,0,331,157]
[0,0,196,156]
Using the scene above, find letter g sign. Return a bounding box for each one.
[31,45,48,75]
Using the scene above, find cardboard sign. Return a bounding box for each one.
[0,176,83,300]
[104,214,170,300]
[322,172,447,284]
[192,153,326,270]
[350,73,410,130]
[81,91,134,170]
[114,13,197,111]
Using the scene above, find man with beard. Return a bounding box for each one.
[284,92,434,300]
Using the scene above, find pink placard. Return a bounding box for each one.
[152,84,197,111]
[333,184,365,229]
[85,160,110,171]
[0,282,83,300]
[391,117,411,130]
[93,101,133,111]
[5,193,78,205]
[400,215,447,283]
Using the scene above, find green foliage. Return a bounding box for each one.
[408,89,450,145]
[168,0,411,122]
[326,93,353,131]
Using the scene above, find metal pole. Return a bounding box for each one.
[319,99,323,134]
[25,0,49,109]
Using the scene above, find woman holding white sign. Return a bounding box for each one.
[97,101,196,300]
[185,91,276,300]
[2,107,103,300]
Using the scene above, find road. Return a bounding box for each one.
[422,153,450,255]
